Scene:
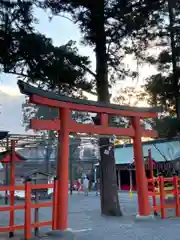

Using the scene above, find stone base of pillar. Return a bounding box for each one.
[45,229,75,239]
[135,214,156,221]
[21,236,41,240]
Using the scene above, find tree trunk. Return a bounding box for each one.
[99,138,121,216]
[167,0,180,118]
[92,1,122,216]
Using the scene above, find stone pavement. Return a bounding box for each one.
[0,192,180,239]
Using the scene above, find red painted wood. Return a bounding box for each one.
[52,178,58,230]
[24,181,32,239]
[148,149,157,214]
[132,117,150,216]
[30,119,157,137]
[143,129,157,138]
[30,119,60,131]
[0,155,10,163]
[0,225,24,232]
[56,108,69,230]
[30,95,158,118]
[0,153,25,163]
[69,122,135,136]
[159,176,166,219]
[100,113,108,125]
[9,140,15,236]
[173,176,180,217]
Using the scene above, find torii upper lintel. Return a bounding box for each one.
[18,80,161,118]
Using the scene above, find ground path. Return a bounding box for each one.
[0,192,179,239]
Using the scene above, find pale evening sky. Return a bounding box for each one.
[0,8,157,134]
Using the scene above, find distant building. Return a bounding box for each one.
[94,138,180,191]
[115,138,180,165]
[114,138,180,191]
[1,134,179,191]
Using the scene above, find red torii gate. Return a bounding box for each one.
[18,80,159,230]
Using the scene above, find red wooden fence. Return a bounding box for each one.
[1,175,180,238]
[0,178,58,239]
[148,176,180,218]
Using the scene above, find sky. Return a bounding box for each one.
[0,7,157,134]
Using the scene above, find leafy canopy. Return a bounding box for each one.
[41,0,162,84]
[0,0,93,94]
[137,0,180,116]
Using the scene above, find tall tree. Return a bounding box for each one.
[40,0,162,216]
[141,0,180,117]
[125,0,180,138]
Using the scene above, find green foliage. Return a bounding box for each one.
[0,0,35,72]
[145,73,176,114]
[0,1,95,133]
[0,0,93,94]
[41,0,161,87]
[153,117,180,139]
[139,0,180,117]
[113,87,149,106]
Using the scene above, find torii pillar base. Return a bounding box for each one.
[46,229,75,239]
[135,214,156,221]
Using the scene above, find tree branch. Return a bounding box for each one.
[153,143,168,162]
[8,69,97,96]
[71,86,97,96]
[83,89,97,96]
[79,64,96,78]
[49,13,77,24]
[8,71,28,78]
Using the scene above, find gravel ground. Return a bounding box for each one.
[0,192,179,239]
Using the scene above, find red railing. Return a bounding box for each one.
[0,178,58,239]
[147,176,180,218]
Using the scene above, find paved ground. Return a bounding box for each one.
[0,192,179,239]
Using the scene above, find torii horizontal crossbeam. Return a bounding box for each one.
[31,119,158,137]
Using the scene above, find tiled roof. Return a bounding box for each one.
[115,138,180,164]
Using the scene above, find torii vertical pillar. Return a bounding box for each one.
[56,107,70,230]
[132,117,150,217]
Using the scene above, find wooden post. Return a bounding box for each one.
[56,108,70,230]
[9,140,15,238]
[5,135,9,205]
[173,176,180,217]
[132,117,150,216]
[148,149,157,216]
[159,176,165,219]
[52,177,58,230]
[24,179,32,239]
[34,174,39,237]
